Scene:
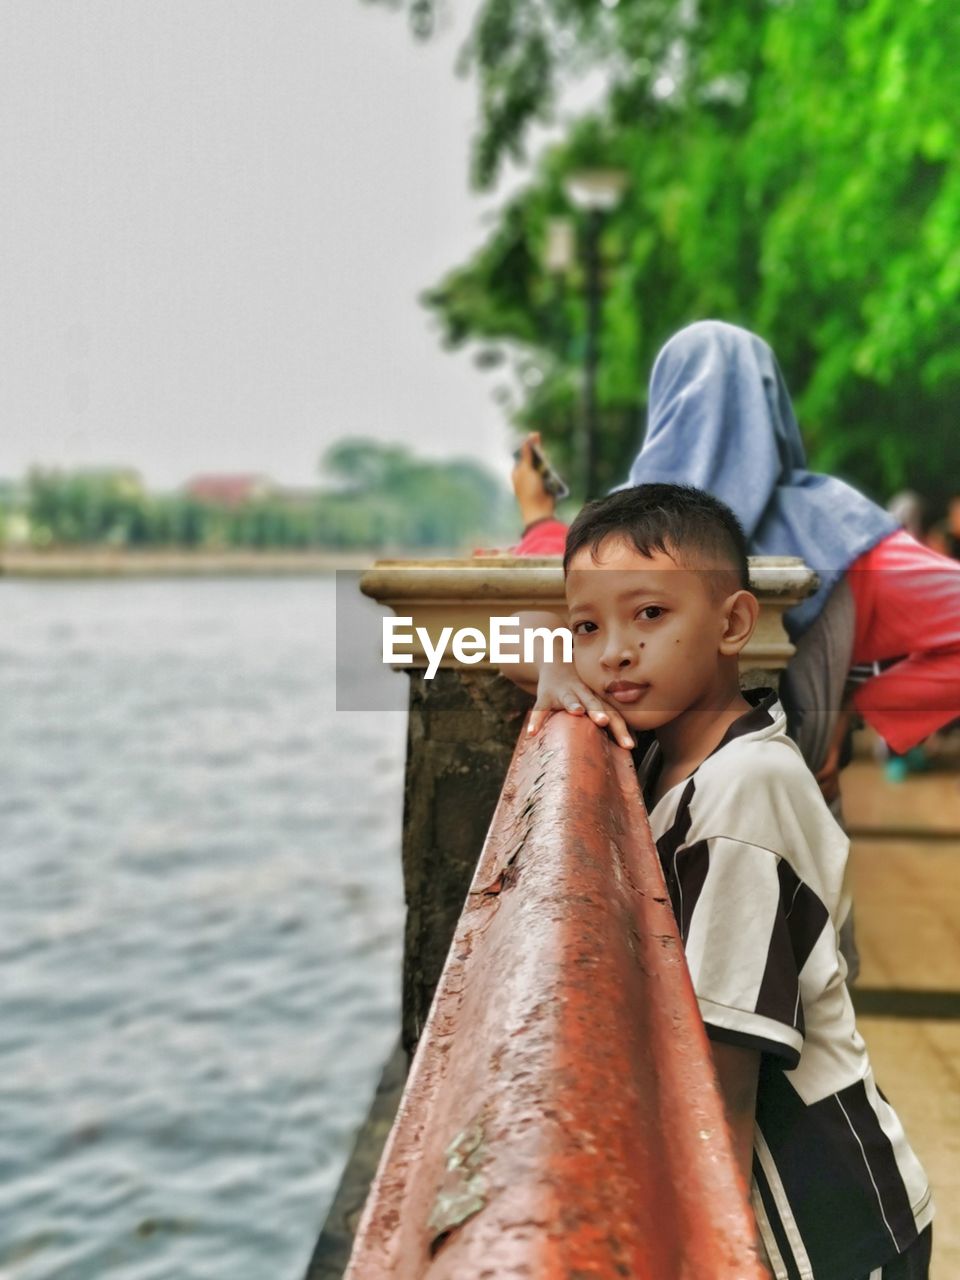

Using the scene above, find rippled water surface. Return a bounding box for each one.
[0,578,407,1279]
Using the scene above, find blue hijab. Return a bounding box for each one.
[623,320,897,638]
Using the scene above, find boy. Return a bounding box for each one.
[516,484,933,1280]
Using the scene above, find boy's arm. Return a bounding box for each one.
[710,1040,760,1193]
[711,1041,772,1274]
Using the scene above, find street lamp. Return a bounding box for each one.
[563,169,627,499]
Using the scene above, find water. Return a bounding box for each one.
[0,577,408,1279]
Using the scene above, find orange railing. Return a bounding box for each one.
[344,712,767,1279]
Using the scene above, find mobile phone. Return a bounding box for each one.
[513,441,570,500]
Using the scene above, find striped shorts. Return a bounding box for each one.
[855,1225,932,1280]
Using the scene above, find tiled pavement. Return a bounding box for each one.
[844,760,960,1279]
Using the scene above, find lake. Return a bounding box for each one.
[0,577,407,1279]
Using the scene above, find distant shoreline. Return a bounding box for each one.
[0,548,388,578]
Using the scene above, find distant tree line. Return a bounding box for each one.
[0,440,517,552]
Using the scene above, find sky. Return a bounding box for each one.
[0,1,542,490]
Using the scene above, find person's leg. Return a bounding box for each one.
[901,1225,933,1280]
[779,579,860,977]
[855,1225,933,1279]
[780,577,856,779]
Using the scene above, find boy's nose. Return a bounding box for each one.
[601,642,635,670]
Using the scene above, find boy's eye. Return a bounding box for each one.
[637,606,664,621]
[572,620,597,635]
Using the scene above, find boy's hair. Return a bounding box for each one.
[563,483,750,595]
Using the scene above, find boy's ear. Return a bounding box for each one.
[719,589,759,656]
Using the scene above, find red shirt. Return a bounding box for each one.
[848,530,960,753]
[511,517,568,557]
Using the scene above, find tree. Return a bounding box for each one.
[318,438,515,548]
[375,0,960,511]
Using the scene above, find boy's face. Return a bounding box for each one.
[565,536,744,732]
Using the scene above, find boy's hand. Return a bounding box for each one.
[526,661,635,750]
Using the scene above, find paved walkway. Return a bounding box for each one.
[843,759,960,1279]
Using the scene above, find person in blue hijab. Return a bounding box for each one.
[622,319,897,641]
[514,320,896,781]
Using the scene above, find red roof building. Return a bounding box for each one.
[183,474,274,507]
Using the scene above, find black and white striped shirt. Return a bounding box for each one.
[639,689,933,1280]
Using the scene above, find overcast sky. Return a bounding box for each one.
[0,1,533,489]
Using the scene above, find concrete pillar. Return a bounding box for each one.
[399,667,530,1055]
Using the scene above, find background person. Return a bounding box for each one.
[927,493,960,559]
[508,322,960,809]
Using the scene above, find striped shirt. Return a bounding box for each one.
[639,689,933,1280]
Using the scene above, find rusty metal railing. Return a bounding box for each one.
[344,712,768,1279]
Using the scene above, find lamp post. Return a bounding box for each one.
[563,170,627,499]
[544,216,575,361]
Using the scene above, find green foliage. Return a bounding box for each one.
[26,469,149,547]
[317,438,515,548]
[378,0,960,511]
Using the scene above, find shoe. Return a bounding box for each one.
[885,756,909,783]
[905,746,928,773]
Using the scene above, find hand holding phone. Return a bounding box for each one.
[512,434,570,501]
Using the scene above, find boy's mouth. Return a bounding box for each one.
[605,680,650,704]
